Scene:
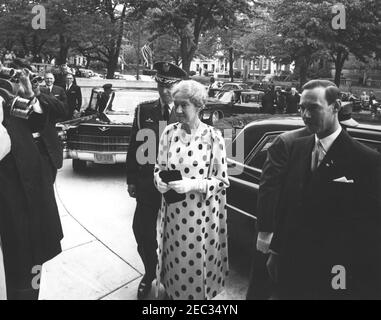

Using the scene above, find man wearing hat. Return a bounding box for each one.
[97,84,113,113]
[126,62,187,300]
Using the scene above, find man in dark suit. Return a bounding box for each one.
[42,72,68,118]
[64,73,82,119]
[247,102,360,300]
[0,70,63,300]
[267,80,381,299]
[39,72,68,180]
[261,89,275,114]
[126,62,187,300]
[285,87,300,114]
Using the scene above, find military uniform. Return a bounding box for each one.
[126,99,177,283]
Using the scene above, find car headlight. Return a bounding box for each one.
[202,112,211,119]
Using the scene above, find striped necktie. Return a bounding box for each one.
[311,140,326,172]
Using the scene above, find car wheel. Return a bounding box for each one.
[211,111,222,125]
[72,159,87,172]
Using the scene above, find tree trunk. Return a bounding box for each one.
[181,56,192,76]
[105,3,127,79]
[229,47,234,82]
[106,51,118,79]
[136,24,141,80]
[179,37,196,76]
[333,50,348,88]
[57,34,70,65]
[85,57,91,69]
[298,58,308,88]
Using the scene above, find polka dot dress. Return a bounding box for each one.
[154,122,229,300]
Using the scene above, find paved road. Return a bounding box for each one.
[38,160,249,300]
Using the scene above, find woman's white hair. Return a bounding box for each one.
[172,80,208,108]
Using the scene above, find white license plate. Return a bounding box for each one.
[94,154,115,164]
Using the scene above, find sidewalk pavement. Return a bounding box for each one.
[38,190,249,300]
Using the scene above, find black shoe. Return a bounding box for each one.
[137,277,152,300]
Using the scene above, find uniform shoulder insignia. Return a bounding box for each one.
[138,100,158,108]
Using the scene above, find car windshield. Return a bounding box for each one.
[105,90,159,115]
[241,93,260,103]
[217,91,234,103]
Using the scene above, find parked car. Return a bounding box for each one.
[201,90,264,125]
[219,82,251,91]
[340,92,361,111]
[225,116,381,259]
[76,68,94,78]
[56,88,159,171]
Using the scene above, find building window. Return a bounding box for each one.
[263,58,269,70]
[254,59,260,70]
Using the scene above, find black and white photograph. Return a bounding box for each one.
[0,0,381,304]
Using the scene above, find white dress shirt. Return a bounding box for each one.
[313,126,342,167]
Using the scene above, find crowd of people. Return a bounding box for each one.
[1,57,381,300]
[1,50,49,67]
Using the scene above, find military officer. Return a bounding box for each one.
[126,62,187,300]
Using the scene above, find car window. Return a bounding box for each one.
[242,93,260,103]
[218,91,234,103]
[89,91,101,111]
[246,133,280,170]
[106,90,158,114]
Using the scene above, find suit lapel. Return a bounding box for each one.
[295,135,315,186]
[313,129,351,183]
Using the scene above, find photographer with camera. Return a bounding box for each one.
[0,63,63,300]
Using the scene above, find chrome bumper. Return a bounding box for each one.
[64,149,127,164]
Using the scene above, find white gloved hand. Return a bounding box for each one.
[156,175,170,194]
[168,178,205,194]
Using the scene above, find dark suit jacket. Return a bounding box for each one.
[262,92,275,114]
[126,99,177,205]
[285,93,300,114]
[41,85,68,121]
[271,129,381,299]
[65,84,82,119]
[257,128,311,233]
[35,92,68,170]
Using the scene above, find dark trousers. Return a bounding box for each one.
[133,200,161,281]
[246,250,276,300]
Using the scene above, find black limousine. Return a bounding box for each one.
[56,88,158,171]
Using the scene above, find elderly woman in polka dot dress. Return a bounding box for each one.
[154,80,230,300]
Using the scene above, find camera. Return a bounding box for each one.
[0,79,35,120]
[0,65,43,85]
[0,66,17,77]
